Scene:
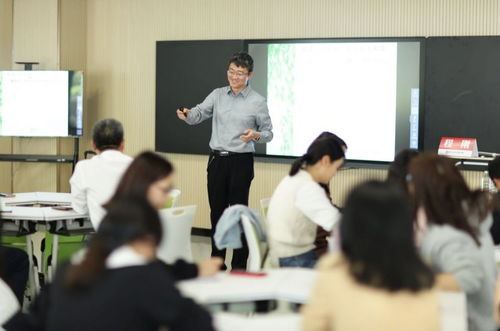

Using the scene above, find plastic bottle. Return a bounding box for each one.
[480,171,496,192]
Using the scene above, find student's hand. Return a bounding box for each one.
[176,108,189,120]
[197,257,223,277]
[240,129,260,142]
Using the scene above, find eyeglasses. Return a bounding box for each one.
[227,70,248,78]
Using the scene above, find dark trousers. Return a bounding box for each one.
[207,152,253,270]
[0,245,29,304]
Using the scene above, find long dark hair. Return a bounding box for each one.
[65,197,162,291]
[104,151,174,209]
[315,131,347,150]
[289,136,345,176]
[386,149,420,194]
[340,180,434,292]
[408,154,489,246]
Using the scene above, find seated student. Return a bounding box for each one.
[487,156,500,244]
[0,246,29,305]
[408,153,497,331]
[0,219,22,325]
[302,181,440,331]
[386,148,420,194]
[4,198,215,331]
[267,136,344,268]
[311,132,347,258]
[70,118,133,230]
[105,151,222,279]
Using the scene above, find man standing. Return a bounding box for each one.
[70,119,132,230]
[177,52,273,269]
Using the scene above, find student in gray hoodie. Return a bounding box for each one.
[408,153,497,331]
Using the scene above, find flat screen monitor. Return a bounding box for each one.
[247,39,423,162]
[0,70,83,137]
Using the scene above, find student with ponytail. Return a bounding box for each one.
[5,197,214,331]
[267,135,345,268]
[312,132,347,257]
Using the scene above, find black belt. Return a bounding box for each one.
[211,150,252,157]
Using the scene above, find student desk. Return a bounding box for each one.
[0,192,89,295]
[179,269,467,331]
[178,268,315,305]
[213,312,301,331]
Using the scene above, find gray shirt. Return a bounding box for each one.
[185,86,273,153]
[419,218,497,331]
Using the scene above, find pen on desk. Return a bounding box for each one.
[1,210,13,213]
[230,270,266,277]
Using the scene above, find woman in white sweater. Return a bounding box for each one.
[267,135,345,268]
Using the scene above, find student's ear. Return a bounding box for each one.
[92,142,99,153]
[320,155,331,167]
[118,140,125,152]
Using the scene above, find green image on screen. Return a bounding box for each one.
[268,44,296,156]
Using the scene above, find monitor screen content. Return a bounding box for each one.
[248,40,422,162]
[0,70,83,137]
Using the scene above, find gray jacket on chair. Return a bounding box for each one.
[214,205,265,250]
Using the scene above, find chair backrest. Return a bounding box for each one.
[164,189,181,209]
[241,214,264,272]
[157,205,196,264]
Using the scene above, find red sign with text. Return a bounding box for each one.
[438,137,478,157]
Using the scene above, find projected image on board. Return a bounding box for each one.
[249,41,421,162]
[0,70,83,137]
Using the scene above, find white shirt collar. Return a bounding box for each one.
[98,149,127,159]
[71,245,148,269]
[297,169,314,180]
[106,246,148,269]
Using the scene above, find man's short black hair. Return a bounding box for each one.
[228,52,253,73]
[488,156,500,180]
[92,119,124,151]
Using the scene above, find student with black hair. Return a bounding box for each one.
[302,181,440,331]
[4,197,215,331]
[487,156,500,244]
[311,132,347,257]
[0,218,23,326]
[70,118,132,229]
[105,151,222,279]
[0,246,28,306]
[267,136,344,268]
[386,148,420,194]
[177,52,273,270]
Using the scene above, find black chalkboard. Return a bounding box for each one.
[424,36,500,152]
[155,40,244,155]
